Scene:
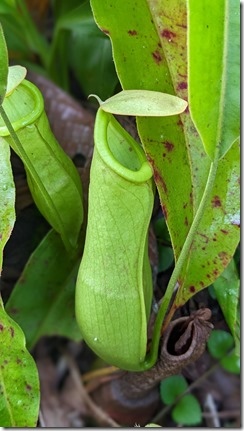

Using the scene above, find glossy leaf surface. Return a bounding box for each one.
[97,90,187,116]
[0,79,83,250]
[92,0,240,310]
[6,229,82,350]
[0,298,40,427]
[76,109,154,371]
[213,258,240,355]
[0,23,8,104]
[0,138,15,273]
[188,0,240,160]
[91,0,193,266]
[174,139,240,306]
[6,65,27,96]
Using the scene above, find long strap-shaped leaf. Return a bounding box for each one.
[188,0,240,160]
[91,0,240,369]
[0,298,40,427]
[0,23,8,105]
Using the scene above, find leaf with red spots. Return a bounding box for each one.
[0,297,39,426]
[174,139,240,306]
[6,229,82,350]
[91,0,193,262]
[90,0,240,358]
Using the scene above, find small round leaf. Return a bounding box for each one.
[221,352,240,374]
[172,394,202,426]
[160,375,188,405]
[207,330,234,359]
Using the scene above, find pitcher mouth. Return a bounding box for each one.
[0,79,44,136]
[94,108,153,183]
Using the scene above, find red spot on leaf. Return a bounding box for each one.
[220,229,228,235]
[0,324,4,331]
[9,327,14,337]
[231,220,240,227]
[101,28,110,35]
[184,217,189,226]
[16,358,22,364]
[177,119,184,127]
[128,30,137,36]
[211,195,222,207]
[218,251,229,265]
[152,50,162,64]
[163,141,174,152]
[189,286,196,293]
[200,281,205,287]
[26,384,32,391]
[147,154,168,194]
[162,204,168,220]
[161,29,176,39]
[199,233,209,243]
[213,268,219,276]
[177,81,187,90]
[176,23,187,29]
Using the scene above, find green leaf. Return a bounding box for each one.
[0,138,15,273]
[153,217,171,244]
[158,245,174,273]
[221,351,240,374]
[213,258,240,356]
[96,90,187,116]
[172,394,202,426]
[207,329,234,359]
[0,0,49,69]
[174,139,240,306]
[160,375,188,405]
[68,12,118,99]
[6,229,82,350]
[188,0,240,160]
[0,297,40,427]
[91,0,193,280]
[48,2,118,97]
[0,79,83,250]
[0,22,8,104]
[145,424,161,427]
[6,65,27,96]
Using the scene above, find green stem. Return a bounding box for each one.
[143,149,219,370]
[0,105,70,250]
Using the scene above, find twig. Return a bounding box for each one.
[38,409,46,428]
[64,354,120,427]
[202,410,240,419]
[204,393,221,427]
[82,365,120,383]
